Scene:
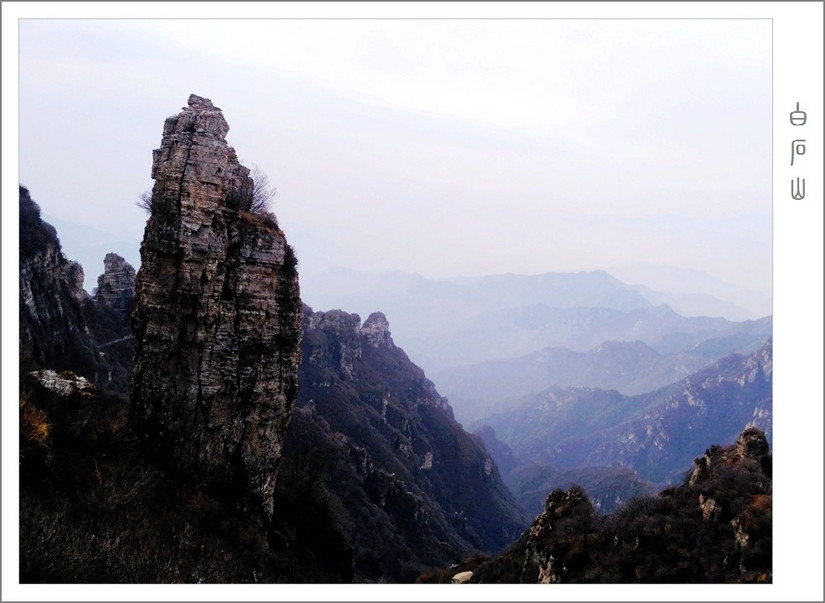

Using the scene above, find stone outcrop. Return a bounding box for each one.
[94,253,136,320]
[361,312,393,348]
[29,369,96,399]
[303,307,452,415]
[734,426,771,461]
[129,94,301,521]
[520,486,595,583]
[19,186,133,396]
[294,304,529,580]
[689,426,771,487]
[19,185,93,371]
[22,369,120,446]
[305,309,363,380]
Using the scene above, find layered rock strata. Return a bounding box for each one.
[94,253,136,320]
[295,305,529,579]
[19,186,136,399]
[19,185,93,371]
[129,94,301,520]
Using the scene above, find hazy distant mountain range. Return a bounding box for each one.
[300,269,770,365]
[472,340,772,517]
[608,263,772,320]
[300,268,771,425]
[434,320,771,422]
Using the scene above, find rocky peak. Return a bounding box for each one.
[66,262,87,303]
[734,427,770,461]
[304,308,363,379]
[172,94,229,137]
[689,427,770,486]
[307,308,362,339]
[129,95,302,522]
[19,186,134,400]
[361,312,393,348]
[94,253,136,320]
[303,306,453,415]
[19,186,92,369]
[296,304,530,576]
[521,486,596,583]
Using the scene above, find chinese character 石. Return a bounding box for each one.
[790,102,807,126]
[791,139,806,166]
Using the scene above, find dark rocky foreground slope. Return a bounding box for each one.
[19,299,528,583]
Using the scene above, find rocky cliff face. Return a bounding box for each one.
[20,185,94,372]
[289,305,528,581]
[94,253,136,320]
[129,95,301,522]
[19,186,134,398]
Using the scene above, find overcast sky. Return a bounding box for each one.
[16,17,772,299]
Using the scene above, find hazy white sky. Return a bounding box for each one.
[14,16,773,296]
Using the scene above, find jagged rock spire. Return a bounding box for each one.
[361,312,394,348]
[94,253,136,320]
[129,95,301,521]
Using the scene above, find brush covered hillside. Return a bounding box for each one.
[460,427,772,584]
[474,340,772,517]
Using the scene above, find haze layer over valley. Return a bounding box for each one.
[299,267,771,424]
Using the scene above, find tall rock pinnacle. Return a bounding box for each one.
[94,252,136,320]
[129,94,302,521]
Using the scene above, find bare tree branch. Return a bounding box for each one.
[136,189,154,213]
[249,164,277,214]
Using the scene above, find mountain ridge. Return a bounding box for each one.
[298,268,771,403]
[464,427,772,583]
[438,322,772,422]
[474,339,772,514]
[292,304,529,580]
